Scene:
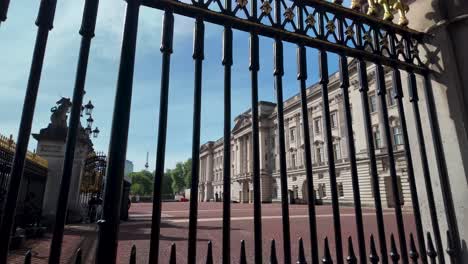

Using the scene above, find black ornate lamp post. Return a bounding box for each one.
[83,101,99,138]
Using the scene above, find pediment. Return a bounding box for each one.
[232,114,251,133]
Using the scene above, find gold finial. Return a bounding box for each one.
[350,0,361,10]
[236,0,248,8]
[260,1,272,15]
[366,0,410,26]
[326,20,336,32]
[345,26,355,38]
[392,0,409,26]
[305,14,316,27]
[284,8,295,21]
[367,0,378,16]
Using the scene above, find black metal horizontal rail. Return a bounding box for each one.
[141,0,427,74]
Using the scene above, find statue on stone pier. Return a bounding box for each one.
[50,97,72,128]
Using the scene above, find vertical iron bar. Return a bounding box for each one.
[206,241,213,264]
[270,240,278,264]
[95,0,140,262]
[407,71,444,264]
[250,33,263,264]
[347,237,357,264]
[0,0,9,23]
[317,8,343,263]
[357,58,388,264]
[222,2,232,262]
[187,16,205,264]
[369,235,380,264]
[24,250,32,264]
[389,234,400,264]
[240,240,247,264]
[296,3,319,263]
[339,55,366,264]
[274,38,292,264]
[374,62,408,263]
[390,64,426,263]
[337,16,366,264]
[354,20,387,262]
[129,245,136,264]
[0,0,57,262]
[409,233,420,263]
[319,48,344,264]
[389,34,430,263]
[297,238,307,264]
[323,237,333,264]
[148,9,174,264]
[249,0,262,261]
[169,244,176,264]
[446,231,457,264]
[426,233,437,264]
[48,1,99,263]
[250,38,263,264]
[422,73,462,263]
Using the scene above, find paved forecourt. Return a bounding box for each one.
[117,202,416,264]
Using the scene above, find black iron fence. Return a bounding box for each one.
[0,134,48,229]
[0,0,464,263]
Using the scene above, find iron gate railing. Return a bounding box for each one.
[0,0,464,263]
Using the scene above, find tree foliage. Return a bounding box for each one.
[129,158,192,197]
[165,158,192,194]
[128,170,154,196]
[129,170,174,196]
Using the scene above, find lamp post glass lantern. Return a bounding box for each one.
[85,100,94,116]
[81,100,98,139]
[87,116,94,128]
[93,127,100,138]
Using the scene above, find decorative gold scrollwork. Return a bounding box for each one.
[365,0,409,26]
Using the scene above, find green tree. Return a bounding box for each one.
[170,162,186,193]
[183,158,192,188]
[161,171,173,195]
[128,170,154,196]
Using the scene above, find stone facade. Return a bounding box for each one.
[199,62,411,208]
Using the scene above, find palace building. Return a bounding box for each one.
[199,61,411,208]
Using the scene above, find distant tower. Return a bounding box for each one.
[145,152,149,170]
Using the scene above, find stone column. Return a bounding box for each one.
[33,125,91,224]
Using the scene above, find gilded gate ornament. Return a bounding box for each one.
[366,0,409,26]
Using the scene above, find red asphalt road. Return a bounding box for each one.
[116,202,417,264]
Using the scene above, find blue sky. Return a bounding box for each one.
[0,0,346,171]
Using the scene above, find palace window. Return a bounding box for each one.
[338,182,344,197]
[316,147,324,163]
[369,94,377,113]
[318,183,326,198]
[393,126,403,146]
[318,173,324,179]
[290,128,296,142]
[333,143,341,160]
[388,89,396,106]
[374,127,381,149]
[291,153,296,168]
[314,118,322,134]
[331,112,338,128]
